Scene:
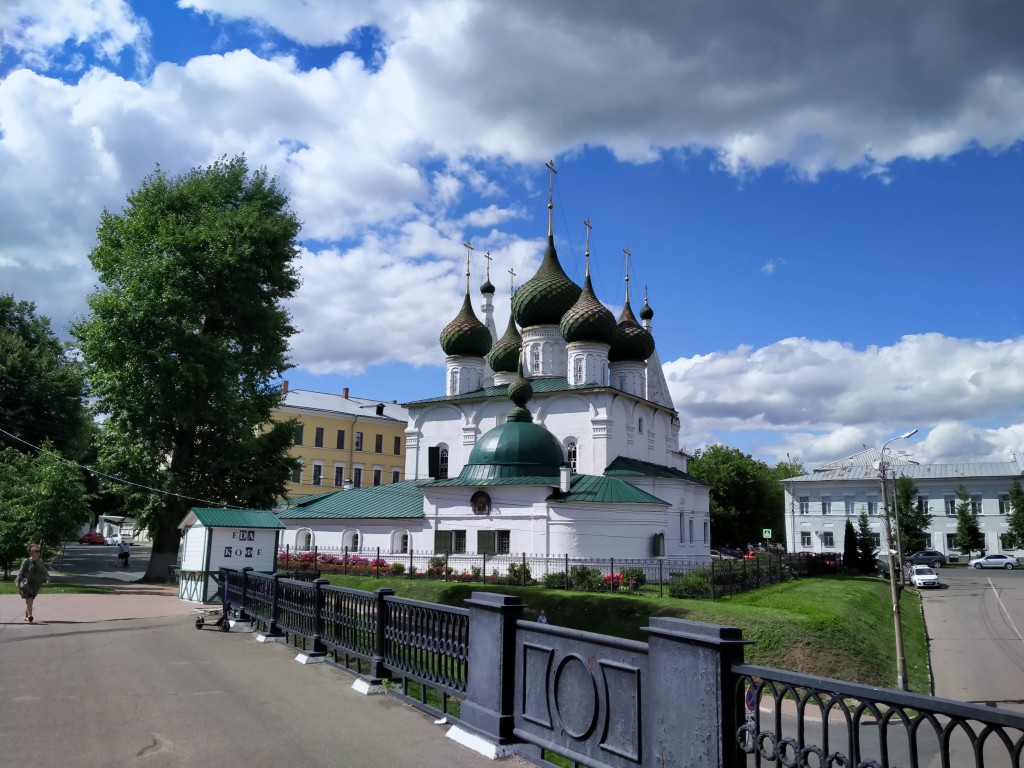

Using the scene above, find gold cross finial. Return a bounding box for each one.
[483,250,492,281]
[623,246,632,302]
[463,240,474,293]
[508,266,517,294]
[545,160,557,237]
[584,218,592,276]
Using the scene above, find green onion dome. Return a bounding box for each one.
[480,277,495,295]
[639,295,654,321]
[511,236,581,328]
[488,313,522,372]
[608,297,655,362]
[560,273,616,344]
[440,292,493,357]
[457,371,564,482]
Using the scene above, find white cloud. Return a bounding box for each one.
[665,335,1024,466]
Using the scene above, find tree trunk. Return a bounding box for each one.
[142,505,185,582]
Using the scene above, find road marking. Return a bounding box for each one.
[987,577,1024,644]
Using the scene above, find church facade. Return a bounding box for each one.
[279,174,710,561]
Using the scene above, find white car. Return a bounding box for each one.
[968,554,1019,570]
[908,565,941,588]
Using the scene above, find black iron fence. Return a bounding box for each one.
[219,566,1020,767]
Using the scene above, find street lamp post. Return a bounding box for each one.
[879,428,918,691]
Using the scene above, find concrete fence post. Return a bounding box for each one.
[642,618,749,768]
[459,591,523,745]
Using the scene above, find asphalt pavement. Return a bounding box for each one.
[0,545,529,768]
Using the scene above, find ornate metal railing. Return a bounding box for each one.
[320,585,378,662]
[274,578,316,649]
[384,595,469,694]
[730,664,1024,767]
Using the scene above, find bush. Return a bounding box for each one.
[568,565,604,592]
[389,562,405,575]
[619,567,647,591]
[668,566,712,599]
[543,571,568,589]
[506,561,533,586]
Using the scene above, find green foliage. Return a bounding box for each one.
[0,443,91,575]
[894,475,930,553]
[71,156,302,579]
[0,295,92,460]
[543,571,568,589]
[668,566,713,598]
[619,566,647,589]
[568,565,604,591]
[954,484,984,557]
[506,561,532,586]
[689,445,803,549]
[388,562,406,575]
[842,519,859,571]
[1005,481,1024,549]
[855,511,878,574]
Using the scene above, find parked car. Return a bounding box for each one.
[710,549,736,560]
[908,565,941,588]
[108,533,133,546]
[79,532,106,545]
[968,554,1019,570]
[875,559,890,579]
[905,550,947,568]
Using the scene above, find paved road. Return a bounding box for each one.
[0,545,528,768]
[920,566,1024,712]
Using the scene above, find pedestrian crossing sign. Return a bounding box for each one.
[762,528,772,539]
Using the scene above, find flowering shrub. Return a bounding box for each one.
[603,572,624,589]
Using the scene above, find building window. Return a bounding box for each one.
[917,495,928,513]
[573,356,583,384]
[350,532,359,551]
[439,446,449,479]
[867,499,878,516]
[298,529,313,551]
[314,427,324,448]
[870,533,881,548]
[638,417,644,433]
[291,462,302,484]
[449,369,459,393]
[435,530,467,554]
[946,533,957,550]
[566,441,577,472]
[355,432,363,451]
[944,495,957,516]
[373,469,382,486]
[800,531,812,547]
[1000,533,1013,550]
[478,530,511,555]
[471,491,491,515]
[353,467,362,488]
[688,519,694,543]
[392,469,401,484]
[531,345,540,370]
[1000,495,1012,515]
[334,466,344,487]
[703,521,709,544]
[294,425,304,445]
[394,436,402,455]
[312,464,322,486]
[375,434,383,453]
[798,496,809,514]
[844,496,855,516]
[821,496,831,515]
[971,494,983,515]
[336,430,346,450]
[822,532,835,548]
[679,513,685,542]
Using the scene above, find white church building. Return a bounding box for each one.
[278,176,710,560]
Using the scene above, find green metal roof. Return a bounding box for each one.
[178,508,285,530]
[276,480,427,520]
[549,474,669,505]
[604,456,710,485]
[425,475,563,487]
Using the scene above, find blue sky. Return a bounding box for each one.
[2,1,1022,468]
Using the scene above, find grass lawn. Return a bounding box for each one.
[0,578,112,595]
[322,572,930,693]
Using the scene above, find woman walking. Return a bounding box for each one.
[17,543,49,623]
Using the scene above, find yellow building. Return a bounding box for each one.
[273,383,409,496]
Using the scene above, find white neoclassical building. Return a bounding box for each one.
[783,449,1024,561]
[279,180,710,560]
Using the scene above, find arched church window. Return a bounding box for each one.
[298,529,313,551]
[566,441,578,472]
[638,416,644,433]
[350,532,360,551]
[531,345,540,371]
[471,491,492,515]
[450,369,459,393]
[439,445,449,479]
[573,357,583,384]
[400,533,409,553]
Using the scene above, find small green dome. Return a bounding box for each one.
[608,298,655,362]
[560,273,616,344]
[488,313,522,372]
[440,293,492,357]
[480,278,495,295]
[639,296,654,321]
[511,236,581,327]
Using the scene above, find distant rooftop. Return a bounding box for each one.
[279,388,408,423]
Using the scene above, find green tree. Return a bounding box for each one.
[855,511,878,574]
[953,484,984,558]
[0,294,91,459]
[72,156,301,581]
[842,518,858,570]
[0,443,91,575]
[689,446,801,549]
[893,474,930,554]
[1004,480,1024,549]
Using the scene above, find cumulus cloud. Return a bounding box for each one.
[666,335,1024,466]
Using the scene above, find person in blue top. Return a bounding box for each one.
[17,543,49,623]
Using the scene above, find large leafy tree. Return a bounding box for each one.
[953,484,984,558]
[689,446,802,549]
[0,443,91,576]
[72,156,301,580]
[0,294,91,459]
[1004,480,1024,549]
[893,474,931,554]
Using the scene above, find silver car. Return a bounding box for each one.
[908,565,941,588]
[968,554,1019,570]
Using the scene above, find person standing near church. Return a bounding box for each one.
[17,543,49,623]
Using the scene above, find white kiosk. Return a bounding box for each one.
[177,508,284,603]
